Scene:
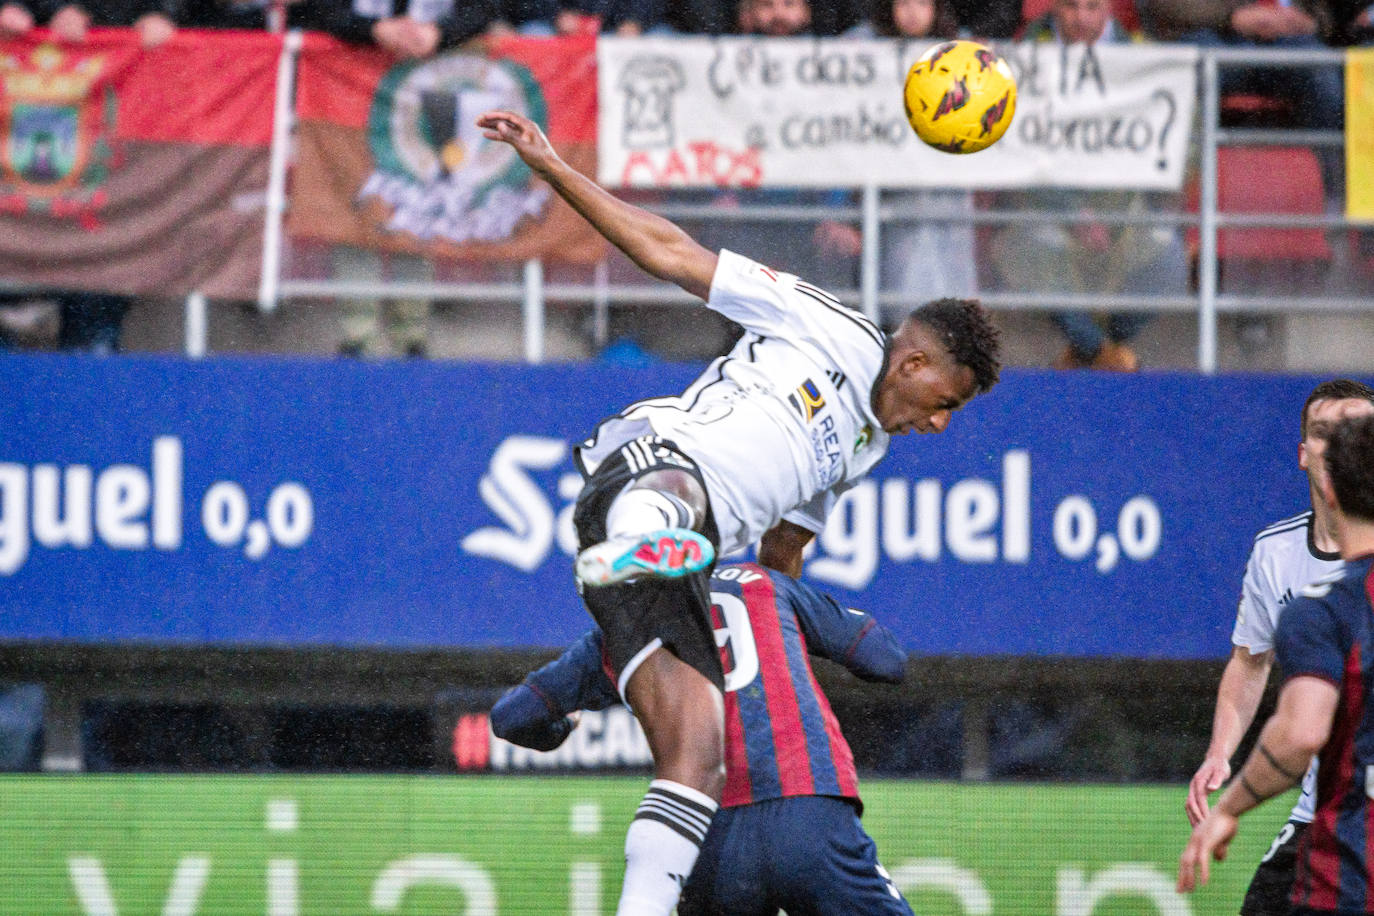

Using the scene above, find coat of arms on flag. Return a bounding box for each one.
[0,43,113,224]
[290,34,604,263]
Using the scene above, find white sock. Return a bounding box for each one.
[605,488,696,540]
[615,779,718,916]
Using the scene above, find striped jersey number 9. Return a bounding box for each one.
[710,591,760,693]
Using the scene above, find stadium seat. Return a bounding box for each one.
[1218,91,1296,129]
[1186,146,1332,291]
[1018,0,1141,34]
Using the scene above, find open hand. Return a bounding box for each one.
[135,12,175,48]
[1186,757,1230,826]
[0,3,34,36]
[477,110,561,177]
[373,17,439,58]
[1178,809,1238,893]
[49,4,90,42]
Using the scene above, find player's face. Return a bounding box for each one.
[1301,397,1374,490]
[1053,0,1110,44]
[892,0,936,38]
[873,350,978,436]
[748,0,811,36]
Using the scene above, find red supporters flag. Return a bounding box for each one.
[0,29,277,299]
[289,34,605,263]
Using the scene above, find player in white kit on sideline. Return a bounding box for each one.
[1186,378,1374,915]
[478,109,1002,915]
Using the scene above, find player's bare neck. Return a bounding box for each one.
[1337,520,1374,562]
[1311,506,1342,555]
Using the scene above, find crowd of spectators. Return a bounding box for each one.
[0,0,1360,365]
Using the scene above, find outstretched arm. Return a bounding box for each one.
[774,571,906,683]
[478,110,718,300]
[489,631,620,751]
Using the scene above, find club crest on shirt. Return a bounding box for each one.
[854,424,872,453]
[788,379,826,422]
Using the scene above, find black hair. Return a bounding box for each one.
[1326,414,1374,523]
[1302,379,1374,438]
[907,298,1001,394]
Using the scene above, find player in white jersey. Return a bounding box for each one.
[478,109,1001,916]
[577,250,896,556]
[1186,378,1374,915]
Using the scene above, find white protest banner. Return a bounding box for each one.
[597,37,1198,190]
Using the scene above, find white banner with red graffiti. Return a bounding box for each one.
[596,37,1197,190]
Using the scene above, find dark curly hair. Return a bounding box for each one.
[1326,414,1374,522]
[1301,378,1374,439]
[908,298,1001,394]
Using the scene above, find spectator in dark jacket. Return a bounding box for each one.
[1138,0,1342,131]
[308,0,495,359]
[488,0,658,35]
[307,0,494,55]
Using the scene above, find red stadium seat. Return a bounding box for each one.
[1018,0,1141,34]
[1219,92,1296,129]
[1216,146,1329,260]
[1186,146,1331,290]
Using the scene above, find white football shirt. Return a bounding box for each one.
[1232,509,1343,824]
[576,249,892,555]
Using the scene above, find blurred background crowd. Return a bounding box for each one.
[0,0,1365,372]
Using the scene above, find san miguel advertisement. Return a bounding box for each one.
[0,29,276,298]
[0,355,1356,660]
[289,33,605,262]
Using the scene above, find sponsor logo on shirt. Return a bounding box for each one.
[788,379,826,422]
[811,415,844,488]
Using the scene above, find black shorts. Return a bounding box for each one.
[572,435,724,695]
[1241,819,1308,916]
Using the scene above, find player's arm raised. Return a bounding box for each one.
[477,110,718,301]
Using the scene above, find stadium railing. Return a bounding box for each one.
[261,44,1362,373]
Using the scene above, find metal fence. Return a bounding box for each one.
[232,45,1363,371]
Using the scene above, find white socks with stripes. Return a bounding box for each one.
[615,779,718,915]
[606,488,697,540]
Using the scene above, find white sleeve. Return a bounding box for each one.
[783,480,858,536]
[1231,547,1276,653]
[706,249,887,362]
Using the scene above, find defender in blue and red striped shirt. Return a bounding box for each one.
[1180,414,1374,915]
[492,562,913,914]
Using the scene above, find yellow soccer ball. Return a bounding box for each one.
[903,39,1017,155]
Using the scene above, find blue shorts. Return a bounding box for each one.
[678,795,912,916]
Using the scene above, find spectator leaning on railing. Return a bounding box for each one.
[989,0,1190,372]
[308,0,495,360]
[673,0,866,290]
[833,0,979,325]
